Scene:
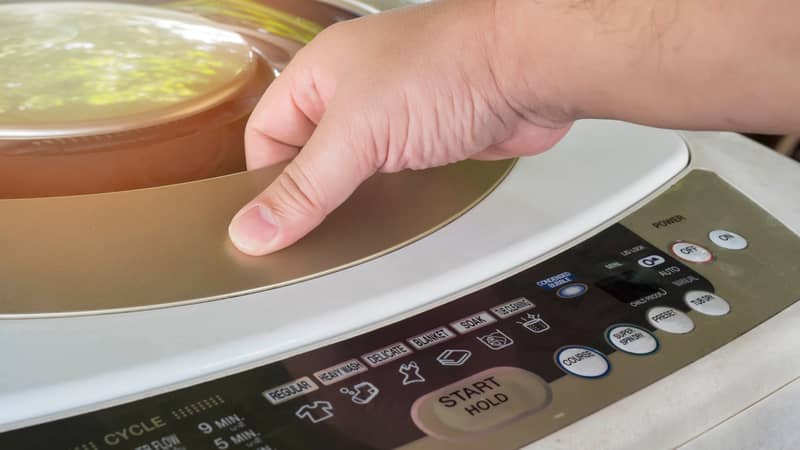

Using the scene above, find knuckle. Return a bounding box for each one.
[341,111,386,174]
[308,21,351,51]
[268,162,328,220]
[345,94,410,173]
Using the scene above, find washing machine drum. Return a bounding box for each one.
[0,0,353,199]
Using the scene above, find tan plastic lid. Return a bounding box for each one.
[0,2,258,139]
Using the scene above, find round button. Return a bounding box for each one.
[646,306,695,334]
[708,230,748,250]
[557,283,589,299]
[670,241,714,264]
[684,290,731,316]
[555,346,610,378]
[606,325,659,355]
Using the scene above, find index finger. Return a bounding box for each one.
[244,64,323,169]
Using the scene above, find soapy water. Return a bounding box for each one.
[0,1,339,197]
[0,3,254,125]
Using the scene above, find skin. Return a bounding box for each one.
[229,0,800,256]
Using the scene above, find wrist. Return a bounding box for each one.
[490,0,664,125]
[487,0,586,125]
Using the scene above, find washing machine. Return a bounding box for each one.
[1,1,799,449]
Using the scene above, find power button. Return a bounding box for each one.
[670,241,714,264]
[708,229,748,250]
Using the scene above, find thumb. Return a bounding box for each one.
[228,117,378,256]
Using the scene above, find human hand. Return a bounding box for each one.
[228,0,573,256]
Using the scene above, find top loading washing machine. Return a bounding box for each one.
[1,1,799,449]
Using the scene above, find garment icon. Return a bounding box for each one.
[339,381,380,405]
[398,361,426,386]
[295,401,334,424]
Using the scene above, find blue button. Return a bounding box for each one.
[557,283,588,299]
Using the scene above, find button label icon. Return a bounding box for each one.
[490,297,536,319]
[658,265,681,277]
[407,326,457,351]
[361,342,413,368]
[436,349,472,366]
[295,401,334,424]
[314,359,368,386]
[339,381,380,405]
[450,311,497,335]
[477,329,515,350]
[399,361,426,386]
[672,275,700,287]
[262,376,319,406]
[620,244,647,256]
[637,254,666,268]
[517,313,551,334]
[535,272,575,289]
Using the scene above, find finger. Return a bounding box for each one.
[244,66,323,169]
[470,146,520,161]
[472,124,573,160]
[229,115,377,256]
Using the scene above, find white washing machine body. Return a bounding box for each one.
[0,2,798,450]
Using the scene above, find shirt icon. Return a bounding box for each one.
[295,401,335,424]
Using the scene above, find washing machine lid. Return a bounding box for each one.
[0,158,514,316]
[0,120,689,429]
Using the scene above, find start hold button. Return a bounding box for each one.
[411,367,551,440]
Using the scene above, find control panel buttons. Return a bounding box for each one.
[708,229,749,250]
[670,241,714,264]
[411,367,551,440]
[646,306,695,334]
[556,283,589,299]
[554,346,611,378]
[606,325,659,355]
[684,290,731,316]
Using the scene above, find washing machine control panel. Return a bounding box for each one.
[2,171,799,449]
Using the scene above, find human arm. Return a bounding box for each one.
[228,0,800,256]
